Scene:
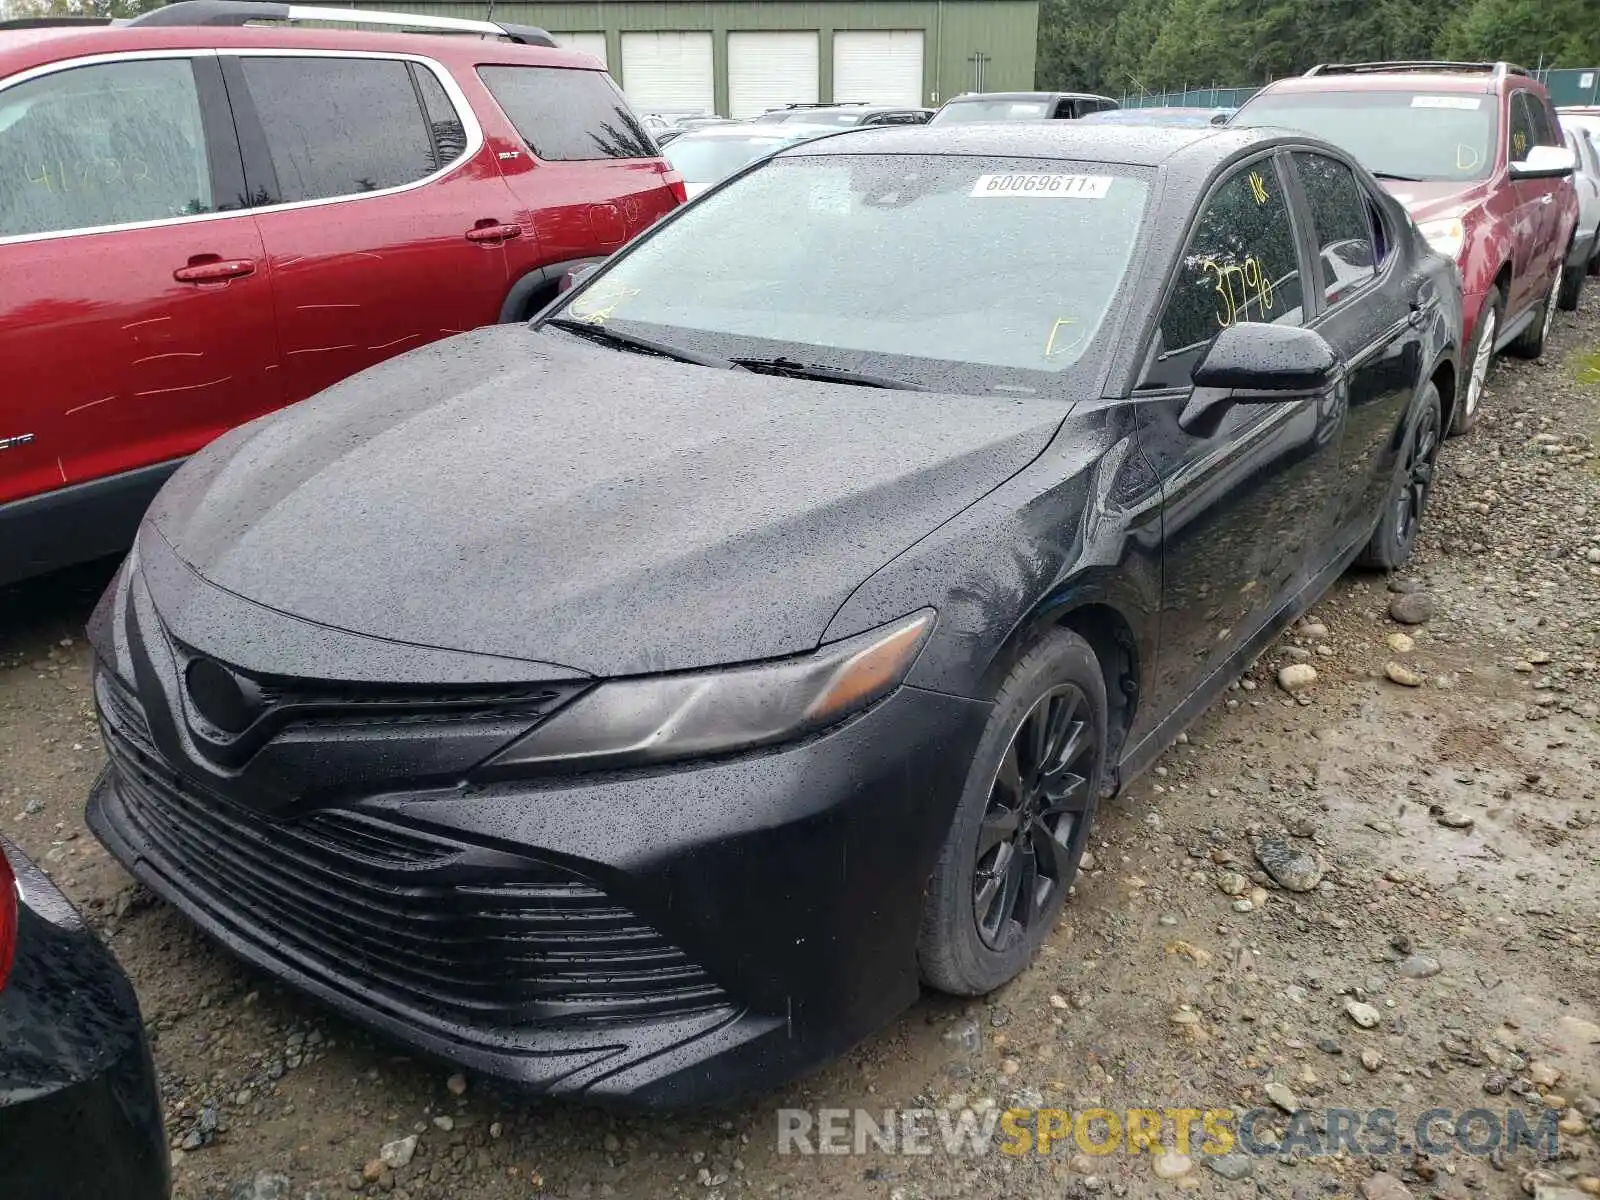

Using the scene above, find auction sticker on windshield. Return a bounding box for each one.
[1411,96,1482,110]
[970,174,1112,198]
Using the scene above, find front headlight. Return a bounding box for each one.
[1417,216,1466,260]
[483,610,934,774]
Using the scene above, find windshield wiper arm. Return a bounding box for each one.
[1369,170,1427,182]
[730,356,925,391]
[544,318,743,371]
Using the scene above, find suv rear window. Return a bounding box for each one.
[239,57,468,203]
[479,66,655,161]
[1234,89,1498,182]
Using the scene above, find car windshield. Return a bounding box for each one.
[1234,89,1499,181]
[665,135,800,185]
[547,154,1151,395]
[933,99,1051,123]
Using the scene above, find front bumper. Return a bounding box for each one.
[0,840,168,1200]
[87,572,990,1105]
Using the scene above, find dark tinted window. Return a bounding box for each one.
[1509,92,1538,161]
[241,57,438,202]
[479,66,654,160]
[414,64,468,170]
[1147,158,1304,388]
[1526,94,1559,146]
[1292,152,1376,304]
[0,59,213,237]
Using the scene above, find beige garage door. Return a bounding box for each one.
[551,32,607,69]
[727,31,820,118]
[832,30,925,106]
[620,31,715,115]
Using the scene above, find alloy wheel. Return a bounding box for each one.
[1542,268,1561,344]
[972,684,1097,951]
[1466,307,1495,419]
[1396,401,1441,545]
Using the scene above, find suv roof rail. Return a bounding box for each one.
[126,1,558,47]
[0,15,115,28]
[1303,60,1529,79]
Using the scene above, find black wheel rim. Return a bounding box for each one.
[1396,404,1441,545]
[972,684,1097,952]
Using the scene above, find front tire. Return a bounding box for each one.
[1360,382,1442,571]
[1509,266,1561,359]
[918,629,1107,996]
[1451,287,1499,436]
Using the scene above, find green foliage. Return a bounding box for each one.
[1037,0,1594,95]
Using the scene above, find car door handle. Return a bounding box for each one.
[1539,193,1553,205]
[173,258,256,283]
[1408,302,1426,328]
[465,222,523,243]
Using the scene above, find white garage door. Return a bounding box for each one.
[727,31,819,118]
[832,30,925,106]
[551,32,607,69]
[620,31,715,115]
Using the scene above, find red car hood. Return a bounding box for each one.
[1376,177,1489,221]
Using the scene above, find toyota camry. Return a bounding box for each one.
[87,124,1460,1107]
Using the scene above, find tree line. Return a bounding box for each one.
[1037,0,1600,98]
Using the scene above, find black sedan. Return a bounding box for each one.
[1,836,167,1198]
[85,124,1459,1107]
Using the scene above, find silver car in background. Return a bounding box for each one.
[662,123,839,197]
[1558,119,1600,309]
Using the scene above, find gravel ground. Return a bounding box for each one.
[2,290,1598,1200]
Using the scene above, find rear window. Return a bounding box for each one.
[479,66,655,160]
[932,99,1050,124]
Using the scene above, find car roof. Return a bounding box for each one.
[1252,69,1513,98]
[779,122,1279,168]
[0,22,598,75]
[945,90,1113,104]
[673,123,832,141]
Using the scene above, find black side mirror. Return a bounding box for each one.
[1179,323,1339,436]
[1192,322,1338,391]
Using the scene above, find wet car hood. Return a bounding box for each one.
[148,325,1067,677]
[1377,178,1489,221]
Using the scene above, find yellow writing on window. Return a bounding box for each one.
[567,281,641,324]
[1512,131,1527,157]
[1201,255,1275,329]
[23,159,150,191]
[1248,171,1270,205]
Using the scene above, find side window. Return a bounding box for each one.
[1528,96,1559,147]
[478,66,655,161]
[1291,152,1377,305]
[414,65,469,169]
[0,59,213,239]
[1509,92,1537,162]
[1144,158,1305,389]
[239,57,442,203]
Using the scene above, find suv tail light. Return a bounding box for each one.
[0,849,16,993]
[662,169,688,206]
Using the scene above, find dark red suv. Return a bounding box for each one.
[0,1,683,585]
[1233,62,1578,435]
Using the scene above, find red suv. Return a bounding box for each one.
[1233,62,1579,435]
[0,1,683,585]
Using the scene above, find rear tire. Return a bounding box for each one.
[1558,252,1585,310]
[918,629,1107,997]
[1509,266,1560,359]
[1451,288,1499,436]
[1360,382,1442,571]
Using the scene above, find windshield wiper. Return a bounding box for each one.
[730,356,925,391]
[544,317,742,371]
[1369,170,1427,182]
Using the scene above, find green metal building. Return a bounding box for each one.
[353,0,1039,116]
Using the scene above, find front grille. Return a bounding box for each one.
[96,669,730,1030]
